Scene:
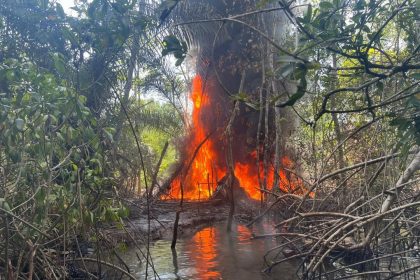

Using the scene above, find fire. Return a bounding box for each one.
[165,75,305,201]
[169,75,226,200]
[234,156,302,200]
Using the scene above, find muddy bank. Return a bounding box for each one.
[70,199,298,279]
[100,200,232,245]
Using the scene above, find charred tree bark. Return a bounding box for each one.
[273,95,282,191]
[148,141,169,198]
[257,55,266,207]
[263,60,270,205]
[171,182,183,249]
[225,103,240,232]
[226,71,245,232]
[226,106,238,232]
[269,27,282,192]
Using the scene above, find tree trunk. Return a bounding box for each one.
[263,59,270,204]
[380,150,420,213]
[330,54,346,181]
[226,71,245,232]
[113,34,139,144]
[171,182,183,248]
[257,56,266,206]
[353,150,420,249]
[269,27,282,192]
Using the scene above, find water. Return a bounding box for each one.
[121,222,298,280]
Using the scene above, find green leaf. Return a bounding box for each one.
[277,56,300,63]
[111,2,127,14]
[87,0,101,18]
[70,6,83,13]
[35,188,47,204]
[162,35,187,66]
[276,64,295,79]
[362,25,370,33]
[244,101,259,110]
[355,0,366,10]
[277,86,306,108]
[78,95,87,104]
[56,132,65,142]
[159,0,180,23]
[278,67,308,108]
[410,72,420,80]
[175,58,184,67]
[118,206,129,218]
[15,118,24,131]
[56,3,65,18]
[103,127,114,142]
[305,4,312,22]
[87,211,94,224]
[0,198,11,211]
[319,1,334,10]
[232,91,248,102]
[390,117,409,128]
[62,27,77,46]
[51,53,66,75]
[376,81,384,92]
[307,62,321,70]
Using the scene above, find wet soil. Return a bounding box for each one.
[100,200,232,245]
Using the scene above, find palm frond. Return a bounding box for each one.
[133,103,183,136]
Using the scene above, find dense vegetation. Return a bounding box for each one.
[0,0,419,279]
[0,0,184,278]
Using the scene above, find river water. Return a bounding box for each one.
[121,222,298,280]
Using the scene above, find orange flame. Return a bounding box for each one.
[165,75,306,201]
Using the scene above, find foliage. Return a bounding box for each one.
[0,56,130,277]
[253,0,420,278]
[162,35,188,66]
[116,100,182,192]
[0,0,184,278]
[279,0,418,138]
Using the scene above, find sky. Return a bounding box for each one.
[57,0,76,15]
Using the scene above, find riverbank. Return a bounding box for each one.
[99,200,232,247]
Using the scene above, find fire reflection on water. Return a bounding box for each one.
[187,226,221,279]
[122,222,297,280]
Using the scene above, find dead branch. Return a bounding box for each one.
[72,258,136,280]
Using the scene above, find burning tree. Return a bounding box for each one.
[160,0,308,203]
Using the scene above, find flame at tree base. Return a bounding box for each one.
[163,75,307,201]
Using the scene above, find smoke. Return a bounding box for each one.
[179,1,279,163]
